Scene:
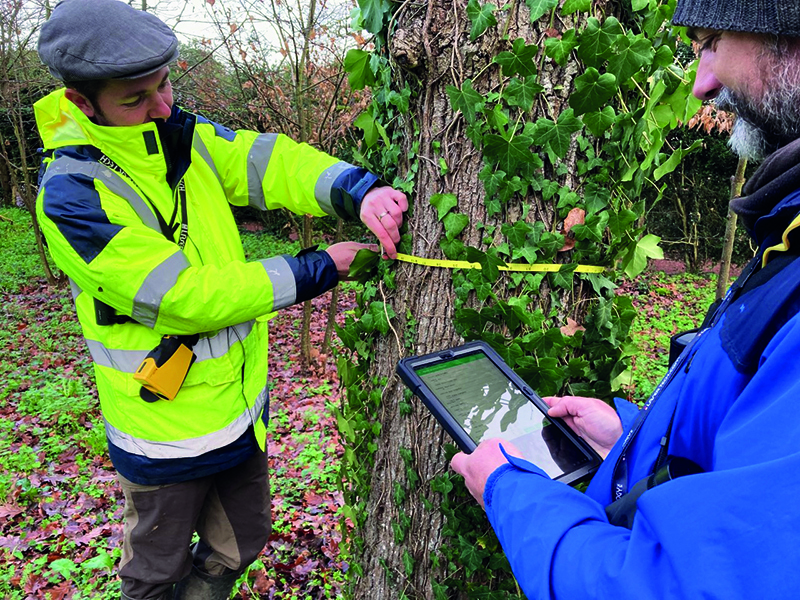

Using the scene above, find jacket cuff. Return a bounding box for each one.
[614,397,641,433]
[329,167,380,220]
[284,247,339,305]
[483,444,549,510]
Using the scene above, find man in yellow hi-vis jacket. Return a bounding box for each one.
[34,1,407,598]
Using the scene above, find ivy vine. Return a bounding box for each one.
[336,0,700,597]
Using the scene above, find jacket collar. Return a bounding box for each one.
[34,88,194,189]
[731,137,800,245]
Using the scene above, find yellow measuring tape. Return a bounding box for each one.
[394,253,605,273]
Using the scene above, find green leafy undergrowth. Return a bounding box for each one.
[0,208,355,599]
[620,267,718,402]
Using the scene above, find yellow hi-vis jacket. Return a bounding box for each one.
[34,89,377,484]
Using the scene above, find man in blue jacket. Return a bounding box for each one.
[452,1,800,598]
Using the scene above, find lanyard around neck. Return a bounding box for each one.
[610,254,762,501]
[98,152,188,250]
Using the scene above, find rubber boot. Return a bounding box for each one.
[173,566,240,600]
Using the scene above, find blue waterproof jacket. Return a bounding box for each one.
[484,188,800,599]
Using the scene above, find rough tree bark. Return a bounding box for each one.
[351,1,610,597]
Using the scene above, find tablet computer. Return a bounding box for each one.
[396,341,601,486]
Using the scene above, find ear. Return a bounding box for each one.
[64,88,97,118]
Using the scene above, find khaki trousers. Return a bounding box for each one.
[116,448,271,599]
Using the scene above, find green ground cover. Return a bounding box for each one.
[0,205,722,598]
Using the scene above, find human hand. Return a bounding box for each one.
[450,439,523,509]
[544,396,623,459]
[325,242,380,279]
[360,186,408,259]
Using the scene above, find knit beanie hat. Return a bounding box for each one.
[672,0,800,37]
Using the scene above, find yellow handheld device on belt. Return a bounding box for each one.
[134,335,199,402]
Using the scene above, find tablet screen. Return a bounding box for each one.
[415,351,590,478]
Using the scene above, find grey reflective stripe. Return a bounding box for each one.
[86,339,147,372]
[41,155,161,232]
[193,321,254,361]
[261,255,297,310]
[246,133,278,210]
[192,134,223,188]
[69,277,82,301]
[85,321,256,372]
[314,161,353,217]
[131,250,190,328]
[104,384,268,458]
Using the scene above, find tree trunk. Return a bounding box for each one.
[715,157,748,300]
[351,1,606,597]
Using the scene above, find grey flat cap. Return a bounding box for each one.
[38,0,179,82]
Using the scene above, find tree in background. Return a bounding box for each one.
[0,0,62,284]
[182,0,370,359]
[335,0,701,597]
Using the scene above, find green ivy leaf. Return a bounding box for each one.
[363,301,396,335]
[348,249,381,283]
[430,474,454,494]
[534,108,583,159]
[503,78,544,111]
[608,208,638,240]
[440,237,465,259]
[550,263,578,289]
[538,231,565,256]
[502,221,534,249]
[544,29,579,66]
[482,133,538,173]
[484,103,510,132]
[358,0,390,34]
[446,79,485,124]
[631,0,649,10]
[569,68,617,116]
[571,211,608,242]
[525,0,558,22]
[607,34,655,85]
[622,233,664,278]
[443,213,470,239]
[467,0,498,41]
[458,535,486,576]
[561,0,591,15]
[494,38,539,77]
[354,111,389,147]
[577,17,622,68]
[583,181,611,215]
[583,106,616,137]
[430,193,458,221]
[465,247,506,282]
[402,548,415,576]
[343,49,376,90]
[581,272,617,296]
[653,139,703,180]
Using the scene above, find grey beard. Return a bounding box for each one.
[716,78,800,162]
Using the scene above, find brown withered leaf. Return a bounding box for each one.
[559,207,586,251]
[560,317,586,337]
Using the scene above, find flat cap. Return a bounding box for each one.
[38,0,179,82]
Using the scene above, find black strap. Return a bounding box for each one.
[610,253,763,501]
[97,152,188,249]
[94,152,188,327]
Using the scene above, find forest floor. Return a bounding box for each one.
[0,207,727,599]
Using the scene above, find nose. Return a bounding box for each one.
[692,55,722,101]
[148,94,172,120]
